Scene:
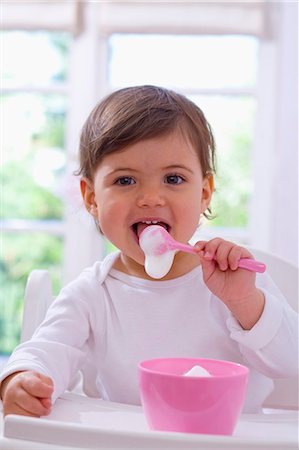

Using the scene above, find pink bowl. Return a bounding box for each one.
[138,357,249,435]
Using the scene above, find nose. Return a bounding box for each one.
[136,185,166,208]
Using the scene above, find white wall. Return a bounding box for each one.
[270,2,298,265]
[250,2,298,265]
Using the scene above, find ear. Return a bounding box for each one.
[80,178,98,217]
[200,175,214,213]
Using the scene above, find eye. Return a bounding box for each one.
[115,176,135,186]
[164,174,185,185]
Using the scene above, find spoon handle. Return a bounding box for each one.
[170,241,198,254]
[172,242,266,273]
[238,258,266,273]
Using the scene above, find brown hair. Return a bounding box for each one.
[77,85,216,182]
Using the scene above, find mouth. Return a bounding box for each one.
[132,220,170,240]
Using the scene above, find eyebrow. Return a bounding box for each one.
[106,165,194,175]
[104,168,138,177]
[163,164,195,174]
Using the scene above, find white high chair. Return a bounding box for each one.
[21,248,299,410]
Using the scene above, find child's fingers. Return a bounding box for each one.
[194,240,215,261]
[201,238,223,256]
[20,371,54,398]
[214,242,231,271]
[227,245,255,271]
[194,240,207,252]
[201,238,229,269]
[4,402,41,418]
[194,246,216,281]
[196,238,253,272]
[227,245,244,271]
[2,371,54,417]
[4,387,52,417]
[214,241,246,271]
[17,372,53,416]
[40,397,52,409]
[18,389,52,416]
[35,372,54,388]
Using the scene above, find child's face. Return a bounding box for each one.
[81,129,213,276]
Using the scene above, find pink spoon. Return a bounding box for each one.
[139,225,266,279]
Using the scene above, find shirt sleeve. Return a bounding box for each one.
[0,273,102,403]
[226,272,298,378]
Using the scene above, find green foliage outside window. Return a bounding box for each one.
[0,233,62,354]
[1,32,70,355]
[211,127,252,227]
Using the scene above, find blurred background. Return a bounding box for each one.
[1,1,298,356]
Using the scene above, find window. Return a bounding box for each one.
[1,31,70,354]
[1,2,297,357]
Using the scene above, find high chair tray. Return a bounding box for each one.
[3,392,298,449]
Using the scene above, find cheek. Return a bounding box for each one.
[176,193,202,237]
[182,190,202,217]
[96,196,125,234]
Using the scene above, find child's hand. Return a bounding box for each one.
[1,370,54,417]
[195,238,265,329]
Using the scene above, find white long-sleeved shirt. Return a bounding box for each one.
[0,252,298,412]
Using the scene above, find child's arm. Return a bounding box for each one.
[1,370,54,417]
[195,238,265,330]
